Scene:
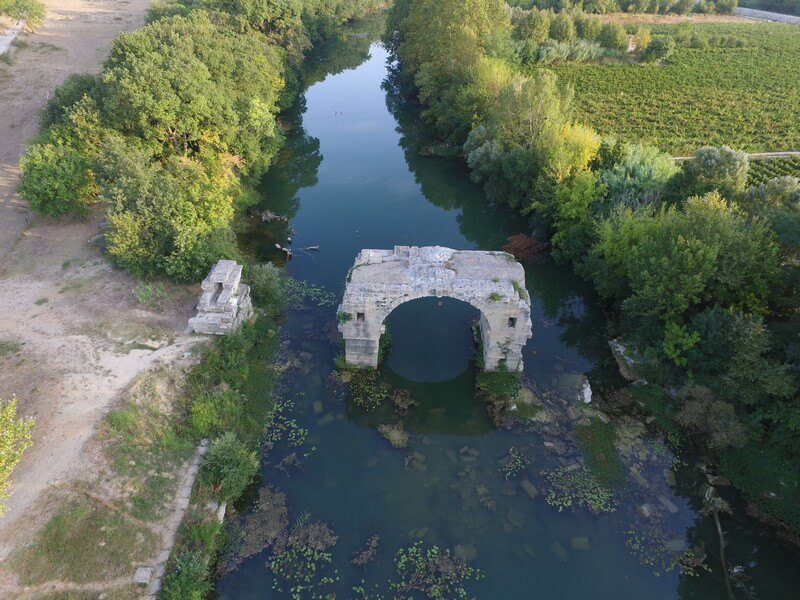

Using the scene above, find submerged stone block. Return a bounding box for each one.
[189,260,253,335]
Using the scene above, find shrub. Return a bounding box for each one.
[598,22,628,52]
[0,0,45,30]
[39,73,100,130]
[18,143,97,217]
[188,388,244,438]
[0,397,35,516]
[642,36,675,62]
[675,384,747,449]
[678,145,750,200]
[247,262,287,316]
[160,550,209,600]
[201,432,259,503]
[549,13,576,42]
[633,27,651,52]
[574,13,601,41]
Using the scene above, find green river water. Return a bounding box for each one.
[215,17,800,599]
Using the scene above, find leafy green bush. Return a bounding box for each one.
[549,13,575,42]
[1,397,34,516]
[642,37,675,62]
[201,432,259,503]
[18,143,97,217]
[247,262,288,316]
[598,22,627,52]
[160,550,209,600]
[188,388,244,438]
[0,0,45,30]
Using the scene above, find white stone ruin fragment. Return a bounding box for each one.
[189,260,253,335]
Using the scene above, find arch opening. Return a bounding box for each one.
[383,296,480,383]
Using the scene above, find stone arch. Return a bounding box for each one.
[337,246,533,370]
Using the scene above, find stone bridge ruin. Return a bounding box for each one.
[337,246,533,370]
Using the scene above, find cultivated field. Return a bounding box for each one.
[552,23,800,154]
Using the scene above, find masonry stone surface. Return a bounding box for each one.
[189,260,253,335]
[337,246,533,370]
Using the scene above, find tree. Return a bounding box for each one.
[99,140,240,281]
[598,143,678,212]
[598,22,628,52]
[549,12,575,42]
[589,192,781,320]
[677,145,750,201]
[464,70,572,209]
[551,169,607,264]
[574,13,601,41]
[0,397,35,516]
[101,11,285,169]
[687,307,794,411]
[0,0,45,30]
[39,73,100,131]
[18,143,97,217]
[675,385,747,449]
[518,7,552,45]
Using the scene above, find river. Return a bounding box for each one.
[216,16,800,599]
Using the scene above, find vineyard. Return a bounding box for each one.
[748,156,800,185]
[550,23,800,155]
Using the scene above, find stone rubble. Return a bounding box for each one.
[189,260,253,335]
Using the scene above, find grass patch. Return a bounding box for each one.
[551,23,800,153]
[31,586,141,600]
[34,297,48,305]
[11,496,157,585]
[0,339,22,357]
[104,365,195,521]
[719,442,800,534]
[576,418,626,489]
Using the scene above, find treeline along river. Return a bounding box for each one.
[217,15,800,599]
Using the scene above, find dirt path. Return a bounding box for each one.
[0,0,206,575]
[736,6,800,24]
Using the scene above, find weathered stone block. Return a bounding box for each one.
[189,260,253,335]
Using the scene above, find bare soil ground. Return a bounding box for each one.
[596,12,753,24]
[0,1,212,597]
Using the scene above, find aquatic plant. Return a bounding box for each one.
[576,418,625,490]
[377,423,410,449]
[543,467,616,514]
[391,542,483,600]
[499,446,530,479]
[391,389,417,415]
[625,525,709,577]
[352,534,381,568]
[348,370,390,411]
[267,518,339,599]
